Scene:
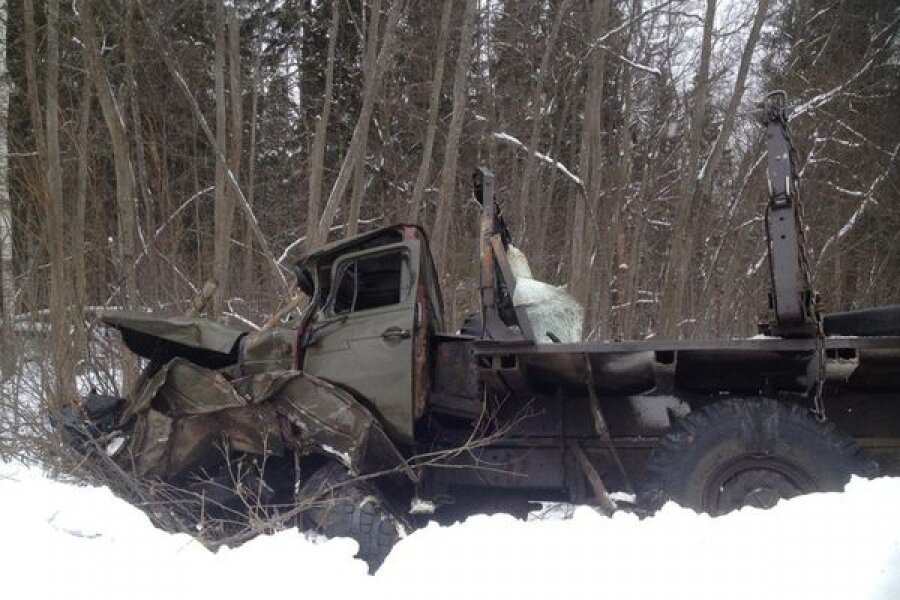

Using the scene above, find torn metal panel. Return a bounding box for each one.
[126,409,173,478]
[116,360,410,484]
[125,357,247,421]
[101,310,246,362]
[244,371,413,480]
[165,404,285,479]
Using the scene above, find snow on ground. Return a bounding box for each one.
[2,462,899,600]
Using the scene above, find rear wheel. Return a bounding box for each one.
[638,398,877,515]
[297,462,402,572]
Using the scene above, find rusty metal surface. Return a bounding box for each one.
[412,265,431,420]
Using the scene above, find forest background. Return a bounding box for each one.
[0,0,898,404]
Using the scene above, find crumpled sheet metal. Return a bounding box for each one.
[264,371,415,479]
[127,408,173,478]
[121,360,411,483]
[125,358,247,421]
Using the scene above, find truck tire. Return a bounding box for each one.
[637,398,877,516]
[298,461,401,572]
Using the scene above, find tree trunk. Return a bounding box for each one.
[571,0,611,338]
[657,0,716,338]
[244,21,263,291]
[609,0,643,339]
[74,75,92,311]
[228,6,243,297]
[79,0,139,386]
[135,0,287,291]
[45,0,77,404]
[346,0,382,237]
[23,0,46,163]
[518,0,571,245]
[212,0,234,315]
[430,0,477,275]
[534,73,577,276]
[0,0,13,375]
[315,0,405,247]
[407,0,452,224]
[125,2,154,250]
[306,0,341,252]
[698,0,769,199]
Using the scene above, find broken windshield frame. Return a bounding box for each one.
[323,243,414,318]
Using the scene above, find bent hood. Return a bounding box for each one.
[101,310,246,363]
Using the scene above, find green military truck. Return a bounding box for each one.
[62,94,900,569]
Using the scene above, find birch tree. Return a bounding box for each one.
[0,0,12,330]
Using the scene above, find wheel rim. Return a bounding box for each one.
[703,455,816,515]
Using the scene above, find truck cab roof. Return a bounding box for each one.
[296,224,445,330]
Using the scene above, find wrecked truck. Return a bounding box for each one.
[62,93,900,569]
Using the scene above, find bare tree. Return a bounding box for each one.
[212,1,233,314]
[306,0,341,252]
[74,74,92,311]
[571,0,612,337]
[314,0,405,248]
[0,0,12,329]
[244,18,265,291]
[80,0,140,386]
[657,0,717,338]
[80,0,139,311]
[518,0,572,244]
[346,0,382,237]
[698,0,770,201]
[125,2,154,240]
[430,0,477,275]
[45,0,76,403]
[407,0,453,224]
[228,7,244,292]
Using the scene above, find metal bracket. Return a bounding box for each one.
[584,354,634,494]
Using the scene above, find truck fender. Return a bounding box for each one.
[231,371,416,484]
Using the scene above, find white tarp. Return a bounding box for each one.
[508,245,584,343]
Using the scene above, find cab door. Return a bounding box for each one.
[302,241,419,444]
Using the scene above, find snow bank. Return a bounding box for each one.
[2,462,898,599]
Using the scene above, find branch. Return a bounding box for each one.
[132,186,214,270]
[815,143,900,270]
[491,132,584,190]
[136,0,290,291]
[593,44,663,76]
[790,13,900,121]
[581,0,675,61]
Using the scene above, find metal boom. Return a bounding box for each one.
[762,91,818,338]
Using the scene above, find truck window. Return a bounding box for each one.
[333,250,405,314]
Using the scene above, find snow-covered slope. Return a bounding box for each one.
[2,462,898,600]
